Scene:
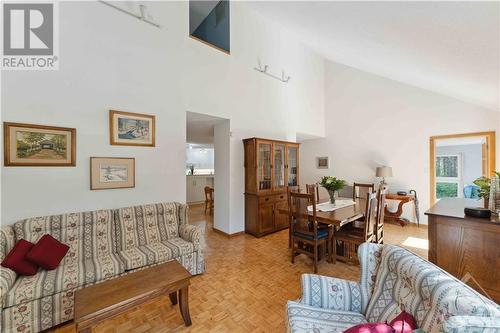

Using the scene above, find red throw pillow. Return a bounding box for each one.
[27,234,69,270]
[390,311,417,333]
[1,239,39,275]
[344,323,394,333]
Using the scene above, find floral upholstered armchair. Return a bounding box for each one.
[286,243,500,333]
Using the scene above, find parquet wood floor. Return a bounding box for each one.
[52,204,428,333]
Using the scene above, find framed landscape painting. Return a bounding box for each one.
[4,122,76,166]
[109,110,155,147]
[90,157,135,190]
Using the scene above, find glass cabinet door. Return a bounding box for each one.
[257,142,272,191]
[274,144,286,190]
[287,146,298,186]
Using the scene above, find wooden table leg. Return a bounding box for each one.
[169,291,178,305]
[179,286,192,326]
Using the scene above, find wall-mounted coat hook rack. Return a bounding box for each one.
[99,1,162,29]
[253,60,291,83]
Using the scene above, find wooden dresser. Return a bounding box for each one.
[425,198,500,302]
[243,138,300,237]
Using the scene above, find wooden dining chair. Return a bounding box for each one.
[351,183,375,229]
[287,185,301,248]
[288,190,332,273]
[204,186,214,215]
[306,183,320,202]
[334,191,377,264]
[374,189,387,244]
[352,182,375,201]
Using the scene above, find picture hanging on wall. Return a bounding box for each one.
[90,157,135,190]
[4,122,76,167]
[316,156,329,169]
[109,110,156,147]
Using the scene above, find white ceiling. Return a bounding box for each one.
[246,1,500,111]
[186,112,226,144]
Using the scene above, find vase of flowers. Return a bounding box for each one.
[319,176,347,204]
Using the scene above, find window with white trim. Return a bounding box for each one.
[436,154,463,199]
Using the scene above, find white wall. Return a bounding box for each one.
[300,61,499,223]
[1,1,325,229]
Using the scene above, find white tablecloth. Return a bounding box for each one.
[307,199,356,212]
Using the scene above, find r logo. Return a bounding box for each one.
[3,3,53,55]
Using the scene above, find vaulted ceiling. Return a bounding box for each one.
[246,1,500,111]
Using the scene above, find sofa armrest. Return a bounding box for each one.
[0,267,17,305]
[300,274,362,313]
[442,316,500,333]
[179,224,203,250]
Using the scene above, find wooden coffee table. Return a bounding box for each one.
[74,260,192,332]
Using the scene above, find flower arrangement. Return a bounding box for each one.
[319,176,347,204]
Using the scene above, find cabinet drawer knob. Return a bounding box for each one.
[265,198,269,201]
[280,195,284,199]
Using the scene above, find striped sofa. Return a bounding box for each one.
[287,243,500,333]
[0,202,204,333]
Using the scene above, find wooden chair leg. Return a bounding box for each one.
[332,236,337,264]
[313,243,318,274]
[291,240,295,264]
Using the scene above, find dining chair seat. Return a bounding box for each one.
[293,229,329,241]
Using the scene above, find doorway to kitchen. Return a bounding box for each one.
[186,111,231,233]
[429,131,496,205]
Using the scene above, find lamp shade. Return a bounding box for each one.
[376,166,393,178]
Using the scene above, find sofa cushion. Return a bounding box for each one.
[287,301,367,333]
[114,202,180,251]
[365,245,500,333]
[118,238,194,270]
[27,234,69,270]
[3,254,124,307]
[2,239,38,276]
[14,209,117,266]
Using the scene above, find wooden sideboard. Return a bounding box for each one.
[425,198,500,302]
[243,138,300,237]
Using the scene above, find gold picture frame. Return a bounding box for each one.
[109,110,155,147]
[4,122,76,167]
[90,157,135,190]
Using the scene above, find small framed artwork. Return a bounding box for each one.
[317,156,329,169]
[90,157,135,190]
[109,110,155,147]
[4,122,76,167]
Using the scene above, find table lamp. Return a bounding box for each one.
[376,166,393,186]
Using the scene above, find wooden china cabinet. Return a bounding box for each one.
[243,138,300,237]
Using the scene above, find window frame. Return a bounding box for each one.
[435,153,463,199]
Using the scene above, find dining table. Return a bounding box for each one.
[278,197,367,263]
[278,197,367,229]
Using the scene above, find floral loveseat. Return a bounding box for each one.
[287,243,500,333]
[0,202,204,333]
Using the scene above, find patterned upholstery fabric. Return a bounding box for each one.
[4,254,124,307]
[300,274,362,313]
[2,288,76,333]
[0,226,17,304]
[357,242,382,313]
[114,202,180,251]
[288,243,499,333]
[286,301,367,333]
[364,245,500,332]
[13,210,117,264]
[118,238,194,270]
[179,224,202,250]
[1,202,204,333]
[442,316,500,333]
